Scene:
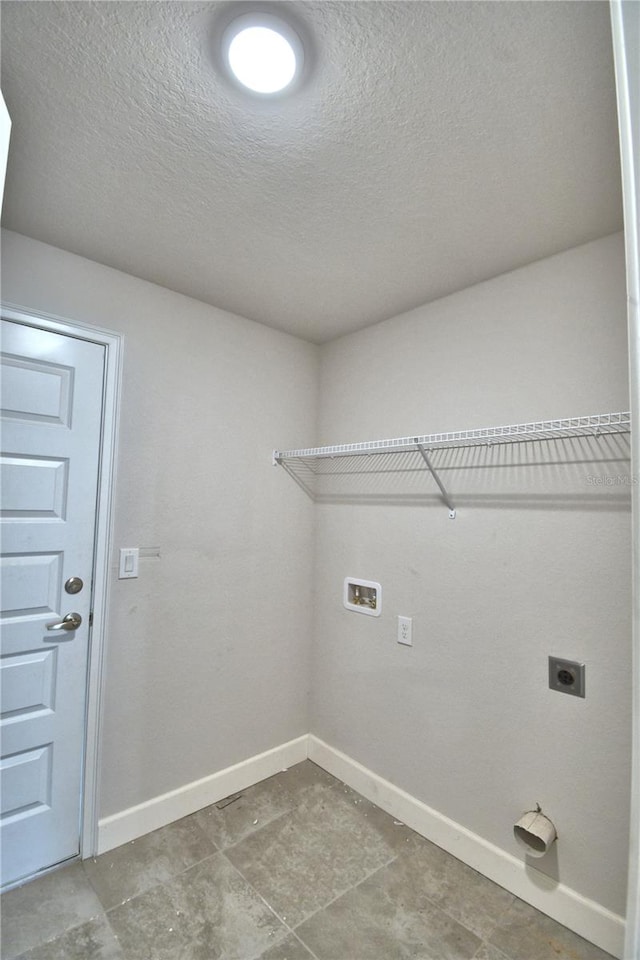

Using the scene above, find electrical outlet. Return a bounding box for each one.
[548,656,585,698]
[397,616,412,646]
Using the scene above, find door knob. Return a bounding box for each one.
[46,612,82,632]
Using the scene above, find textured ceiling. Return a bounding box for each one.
[1,1,623,343]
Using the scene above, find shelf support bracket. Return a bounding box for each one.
[416,441,456,518]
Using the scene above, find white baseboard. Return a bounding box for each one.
[97,735,309,855]
[97,732,625,958]
[308,735,625,960]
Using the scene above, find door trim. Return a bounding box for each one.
[1,301,122,861]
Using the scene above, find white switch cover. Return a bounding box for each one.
[397,616,412,646]
[118,548,139,579]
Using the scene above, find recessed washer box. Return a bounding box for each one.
[343,578,381,617]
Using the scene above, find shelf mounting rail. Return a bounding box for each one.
[273,411,631,517]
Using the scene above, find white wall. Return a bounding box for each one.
[1,226,632,925]
[611,2,640,954]
[1,229,319,819]
[312,233,631,916]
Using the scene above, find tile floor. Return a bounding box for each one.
[1,761,615,960]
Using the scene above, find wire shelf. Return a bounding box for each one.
[274,412,631,518]
[274,412,631,463]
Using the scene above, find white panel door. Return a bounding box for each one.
[0,318,104,886]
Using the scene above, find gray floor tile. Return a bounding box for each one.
[11,915,124,960]
[332,783,419,853]
[473,944,511,960]
[83,815,216,910]
[107,851,287,960]
[225,782,400,927]
[296,859,482,960]
[2,767,613,960]
[488,898,616,960]
[191,775,294,850]
[257,932,317,960]
[390,837,514,939]
[0,863,105,960]
[188,761,340,853]
[277,761,341,799]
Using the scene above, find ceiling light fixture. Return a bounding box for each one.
[222,13,304,95]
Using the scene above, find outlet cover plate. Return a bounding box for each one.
[397,616,412,646]
[548,656,585,698]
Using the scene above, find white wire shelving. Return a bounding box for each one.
[273,411,632,518]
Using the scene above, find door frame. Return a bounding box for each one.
[1,301,122,862]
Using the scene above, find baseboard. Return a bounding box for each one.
[97,735,309,855]
[97,732,625,958]
[308,735,625,959]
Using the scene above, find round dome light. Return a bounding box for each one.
[222,14,303,95]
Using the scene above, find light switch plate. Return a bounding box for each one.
[118,548,139,579]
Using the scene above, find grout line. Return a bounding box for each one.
[216,772,345,857]
[100,848,221,914]
[478,892,517,948]
[94,768,331,915]
[216,768,407,943]
[95,844,319,959]
[100,912,126,958]
[88,773,517,959]
[2,903,113,960]
[471,940,512,960]
[434,880,515,945]
[289,927,322,960]
[289,853,400,932]
[387,839,517,947]
[219,807,294,854]
[219,852,321,960]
